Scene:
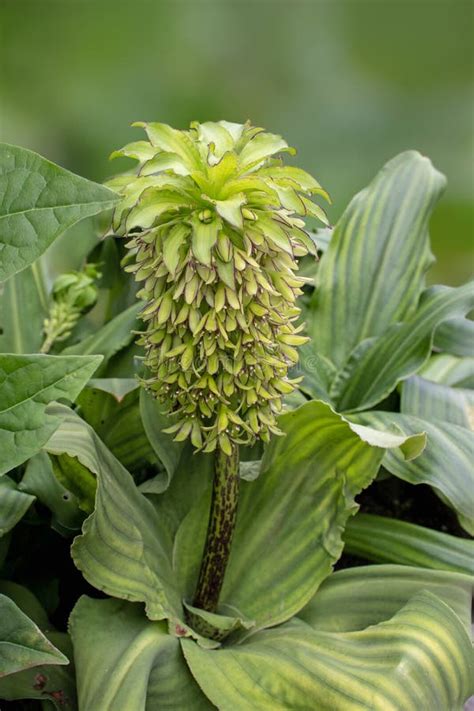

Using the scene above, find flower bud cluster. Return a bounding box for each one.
[109,121,329,453]
[41,264,100,353]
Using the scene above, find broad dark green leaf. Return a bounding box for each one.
[63,301,142,370]
[309,151,445,367]
[174,400,423,632]
[401,374,473,429]
[0,594,68,676]
[0,261,48,353]
[434,317,474,357]
[0,143,118,281]
[183,591,473,711]
[70,596,212,711]
[0,353,102,475]
[299,564,473,634]
[344,515,474,574]
[357,411,474,534]
[0,476,35,536]
[330,282,474,412]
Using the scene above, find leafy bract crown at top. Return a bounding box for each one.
[109,120,330,453]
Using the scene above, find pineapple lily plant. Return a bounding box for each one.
[0,124,472,710]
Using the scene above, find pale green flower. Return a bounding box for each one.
[109,121,329,453]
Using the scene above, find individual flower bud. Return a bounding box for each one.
[109,120,330,451]
[41,264,101,353]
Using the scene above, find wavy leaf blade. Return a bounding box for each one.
[183,591,473,711]
[356,411,474,534]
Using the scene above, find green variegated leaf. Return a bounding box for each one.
[344,515,474,574]
[419,353,474,388]
[50,406,182,622]
[70,596,211,711]
[0,143,118,281]
[0,353,102,475]
[174,400,423,631]
[434,317,474,357]
[0,262,48,354]
[299,565,473,633]
[0,476,34,536]
[330,282,474,412]
[309,151,445,367]
[356,411,474,534]
[183,591,473,711]
[63,301,142,370]
[401,374,473,429]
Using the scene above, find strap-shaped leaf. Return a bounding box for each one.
[70,596,211,711]
[196,400,423,630]
[0,594,68,676]
[0,143,118,281]
[330,282,474,412]
[299,565,473,634]
[0,353,102,475]
[344,514,474,574]
[183,591,473,711]
[310,151,445,367]
[401,374,473,429]
[434,317,474,357]
[419,353,474,388]
[0,262,47,353]
[0,476,34,536]
[356,411,474,534]
[48,406,181,622]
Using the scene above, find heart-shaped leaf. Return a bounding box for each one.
[0,143,118,281]
[0,353,102,475]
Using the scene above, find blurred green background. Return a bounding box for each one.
[1,0,473,284]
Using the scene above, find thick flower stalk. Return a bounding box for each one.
[109,121,329,454]
[40,264,100,353]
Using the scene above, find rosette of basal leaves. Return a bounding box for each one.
[108,121,330,453]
